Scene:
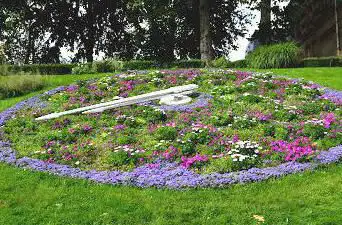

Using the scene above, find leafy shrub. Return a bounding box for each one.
[300,102,322,115]
[204,157,234,173]
[303,124,326,139]
[94,59,124,73]
[171,59,206,68]
[0,75,46,99]
[117,135,137,145]
[9,64,75,75]
[210,57,230,68]
[246,42,302,69]
[72,63,97,75]
[303,57,342,67]
[154,127,177,141]
[0,43,5,64]
[122,60,156,70]
[108,151,129,167]
[211,113,233,126]
[227,59,247,68]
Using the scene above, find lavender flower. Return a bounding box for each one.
[1,74,342,189]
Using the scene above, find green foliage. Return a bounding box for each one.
[0,75,46,99]
[300,102,322,115]
[0,43,5,64]
[227,59,247,68]
[122,60,157,70]
[154,127,177,141]
[72,64,97,75]
[117,136,137,145]
[246,42,302,69]
[108,151,129,167]
[204,157,234,173]
[2,163,342,225]
[303,124,326,140]
[210,57,230,68]
[303,57,342,67]
[9,64,75,75]
[171,59,206,68]
[94,59,124,73]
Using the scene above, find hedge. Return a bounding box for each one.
[8,64,75,75]
[303,57,342,67]
[1,60,208,75]
[2,56,342,76]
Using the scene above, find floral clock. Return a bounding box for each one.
[0,69,341,189]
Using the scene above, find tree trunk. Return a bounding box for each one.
[85,0,95,63]
[335,0,341,56]
[199,0,213,62]
[259,0,272,44]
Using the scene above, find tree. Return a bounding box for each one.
[1,0,250,63]
[128,0,250,61]
[259,0,271,44]
[199,0,213,61]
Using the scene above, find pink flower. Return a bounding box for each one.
[166,122,176,127]
[271,137,315,162]
[181,154,208,168]
[322,113,336,129]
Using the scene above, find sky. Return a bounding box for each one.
[229,6,260,62]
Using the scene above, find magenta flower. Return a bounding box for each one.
[271,137,316,162]
[181,154,209,168]
[322,113,336,129]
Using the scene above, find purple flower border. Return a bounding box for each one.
[0,77,342,189]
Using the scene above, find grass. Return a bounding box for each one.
[0,67,342,224]
[1,163,342,225]
[243,67,342,91]
[0,73,108,111]
[0,75,46,99]
[246,42,301,69]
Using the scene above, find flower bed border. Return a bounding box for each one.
[0,71,341,189]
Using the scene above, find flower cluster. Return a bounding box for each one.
[228,141,261,162]
[181,154,209,168]
[113,145,146,156]
[271,137,316,161]
[1,69,341,189]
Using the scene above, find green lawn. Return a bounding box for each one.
[0,67,342,225]
[245,67,342,91]
[0,73,108,111]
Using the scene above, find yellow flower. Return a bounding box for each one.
[253,215,265,223]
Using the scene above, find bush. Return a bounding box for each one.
[204,157,234,173]
[303,57,342,67]
[0,75,46,99]
[122,60,157,70]
[171,59,206,68]
[227,59,247,68]
[9,64,75,75]
[154,127,177,141]
[0,43,5,64]
[210,57,230,68]
[72,63,97,75]
[94,59,124,73]
[246,42,302,69]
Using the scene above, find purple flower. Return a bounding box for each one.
[114,124,126,131]
[1,73,341,189]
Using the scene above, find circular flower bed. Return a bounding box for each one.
[0,69,341,189]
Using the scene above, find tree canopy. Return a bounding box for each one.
[0,0,299,64]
